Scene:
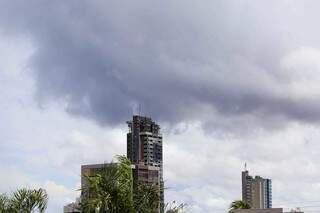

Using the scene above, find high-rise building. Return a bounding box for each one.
[242,169,272,209]
[127,115,164,213]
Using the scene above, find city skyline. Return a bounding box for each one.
[2,1,320,212]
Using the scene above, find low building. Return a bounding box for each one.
[81,162,161,188]
[81,163,113,191]
[81,162,161,212]
[234,209,282,213]
[233,209,303,213]
[63,198,80,213]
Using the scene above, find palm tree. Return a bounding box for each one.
[80,156,134,213]
[165,201,186,213]
[133,183,160,213]
[229,200,250,213]
[0,189,48,213]
[81,155,187,213]
[0,194,10,212]
[10,188,48,213]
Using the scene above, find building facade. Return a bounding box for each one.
[63,202,80,213]
[127,115,164,212]
[63,198,80,213]
[242,170,272,209]
[81,162,162,208]
[233,208,282,213]
[233,209,303,213]
[81,163,114,193]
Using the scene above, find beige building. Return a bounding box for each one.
[63,198,80,213]
[80,162,161,213]
[63,203,80,213]
[234,208,303,213]
[81,163,114,192]
[234,209,282,213]
[252,177,267,209]
[81,162,160,189]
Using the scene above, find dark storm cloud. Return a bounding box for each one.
[1,0,320,130]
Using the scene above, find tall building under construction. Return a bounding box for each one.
[242,169,272,209]
[127,115,164,213]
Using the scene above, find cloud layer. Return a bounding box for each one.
[2,1,320,132]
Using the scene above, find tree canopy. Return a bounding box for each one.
[80,155,185,213]
[229,200,251,213]
[0,188,48,213]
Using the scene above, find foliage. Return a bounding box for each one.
[0,194,10,213]
[0,189,48,213]
[80,156,134,213]
[133,184,160,213]
[80,155,185,213]
[229,200,250,213]
[165,201,186,213]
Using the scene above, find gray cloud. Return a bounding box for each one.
[2,1,320,131]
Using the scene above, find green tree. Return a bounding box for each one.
[80,155,185,213]
[0,194,10,213]
[0,189,48,213]
[229,200,250,213]
[133,184,160,213]
[80,156,134,213]
[165,201,186,213]
[10,188,48,213]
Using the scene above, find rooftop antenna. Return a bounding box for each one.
[132,103,134,116]
[244,162,247,171]
[138,103,142,116]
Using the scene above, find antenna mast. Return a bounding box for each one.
[138,103,142,116]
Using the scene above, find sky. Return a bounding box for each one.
[1,0,320,212]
